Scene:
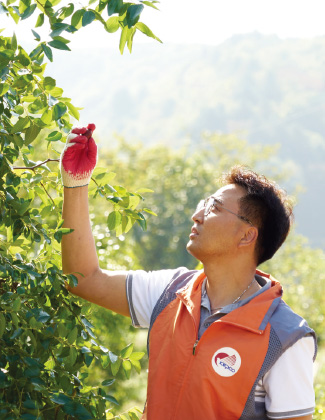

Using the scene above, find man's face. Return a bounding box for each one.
[186,184,248,263]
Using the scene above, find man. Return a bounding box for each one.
[60,125,316,420]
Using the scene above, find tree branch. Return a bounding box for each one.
[12,158,59,170]
[40,181,56,206]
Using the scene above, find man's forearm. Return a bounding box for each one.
[62,186,99,281]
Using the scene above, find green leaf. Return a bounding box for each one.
[31,29,40,41]
[59,3,74,19]
[82,10,96,26]
[71,9,85,29]
[14,105,24,115]
[127,27,136,52]
[66,102,80,120]
[46,131,62,142]
[0,3,8,13]
[140,0,160,10]
[101,355,110,368]
[17,47,31,65]
[11,117,30,133]
[53,102,67,120]
[126,4,144,27]
[10,328,23,339]
[21,3,36,20]
[57,323,68,338]
[68,274,78,288]
[50,86,63,97]
[81,316,94,329]
[58,227,73,235]
[105,16,120,33]
[122,360,132,378]
[41,108,52,124]
[11,312,19,327]
[107,210,122,230]
[110,358,121,376]
[41,43,53,62]
[35,13,44,27]
[33,309,50,323]
[129,352,145,361]
[62,401,93,419]
[130,359,141,374]
[129,410,141,420]
[29,45,42,60]
[11,32,17,50]
[12,297,21,311]
[101,379,115,386]
[67,326,78,344]
[119,25,131,54]
[93,167,116,179]
[94,171,116,185]
[143,208,157,216]
[0,312,6,338]
[109,351,118,363]
[135,21,162,43]
[107,0,122,16]
[49,22,70,37]
[23,400,38,410]
[120,343,133,358]
[0,83,9,96]
[48,40,71,51]
[105,394,119,405]
[51,35,71,44]
[28,98,45,114]
[43,76,56,91]
[8,7,20,24]
[25,125,41,145]
[137,212,147,231]
[68,347,78,366]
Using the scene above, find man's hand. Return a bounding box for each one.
[60,123,97,188]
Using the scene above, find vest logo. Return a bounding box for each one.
[211,347,241,377]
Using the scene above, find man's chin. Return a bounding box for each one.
[186,241,197,257]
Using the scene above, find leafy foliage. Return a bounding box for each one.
[0,0,161,418]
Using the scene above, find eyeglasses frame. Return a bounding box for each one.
[199,197,254,227]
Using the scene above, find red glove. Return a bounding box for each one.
[60,123,97,188]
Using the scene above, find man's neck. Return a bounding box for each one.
[203,258,261,310]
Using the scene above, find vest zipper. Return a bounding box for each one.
[192,339,199,355]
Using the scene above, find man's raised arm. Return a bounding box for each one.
[60,124,130,317]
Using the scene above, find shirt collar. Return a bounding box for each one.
[201,275,272,314]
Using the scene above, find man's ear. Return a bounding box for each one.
[239,227,258,248]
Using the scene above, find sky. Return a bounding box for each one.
[146,0,325,44]
[1,0,325,49]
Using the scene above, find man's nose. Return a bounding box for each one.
[191,207,204,224]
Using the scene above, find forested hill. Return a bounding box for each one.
[51,32,325,248]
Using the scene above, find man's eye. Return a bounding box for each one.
[211,202,220,211]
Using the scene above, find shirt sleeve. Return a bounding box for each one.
[126,269,184,328]
[263,335,315,419]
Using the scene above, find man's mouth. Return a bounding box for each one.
[189,227,199,238]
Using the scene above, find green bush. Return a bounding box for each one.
[0,0,160,418]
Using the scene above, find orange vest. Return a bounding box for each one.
[142,270,314,420]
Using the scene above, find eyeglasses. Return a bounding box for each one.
[196,197,254,227]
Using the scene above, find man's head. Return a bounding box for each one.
[221,166,293,265]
